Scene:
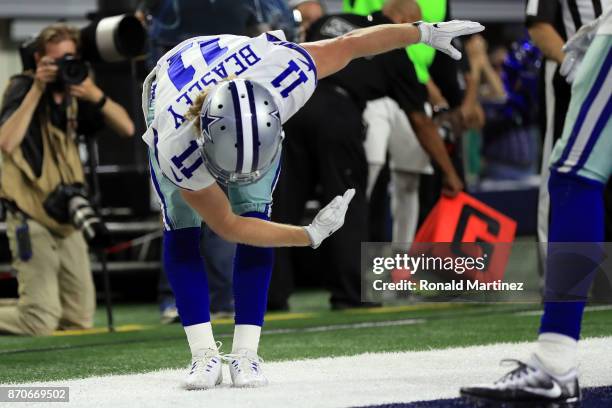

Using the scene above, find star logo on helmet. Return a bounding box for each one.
[200,102,223,142]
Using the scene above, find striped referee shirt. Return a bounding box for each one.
[526,0,612,40]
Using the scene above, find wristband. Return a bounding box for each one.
[303,225,317,248]
[414,21,432,45]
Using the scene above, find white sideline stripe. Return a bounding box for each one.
[264,318,424,335]
[10,337,612,408]
[515,305,612,316]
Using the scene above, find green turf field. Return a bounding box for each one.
[1,292,612,384]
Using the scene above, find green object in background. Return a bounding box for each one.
[406,44,434,83]
[463,128,483,187]
[342,0,447,84]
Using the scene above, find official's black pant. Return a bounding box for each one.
[269,84,368,309]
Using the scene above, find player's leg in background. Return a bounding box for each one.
[314,85,369,309]
[363,98,393,242]
[387,98,433,244]
[391,171,420,243]
[363,98,393,200]
[537,33,612,375]
[269,103,317,311]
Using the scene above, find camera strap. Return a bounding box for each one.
[44,95,80,184]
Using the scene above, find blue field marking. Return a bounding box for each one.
[357,385,612,407]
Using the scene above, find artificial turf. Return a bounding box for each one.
[1,291,611,384]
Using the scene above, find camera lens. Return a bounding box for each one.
[58,55,88,85]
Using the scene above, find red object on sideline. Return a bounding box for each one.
[412,192,517,282]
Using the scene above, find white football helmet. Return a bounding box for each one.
[199,79,283,186]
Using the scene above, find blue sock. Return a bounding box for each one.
[233,212,274,327]
[540,171,605,340]
[163,227,210,326]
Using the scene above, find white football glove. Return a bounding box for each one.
[560,12,604,83]
[304,189,356,249]
[416,20,485,60]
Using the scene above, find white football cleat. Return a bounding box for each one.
[183,347,223,390]
[225,349,268,388]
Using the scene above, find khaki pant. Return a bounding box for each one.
[0,215,95,335]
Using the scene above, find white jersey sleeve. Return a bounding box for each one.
[141,31,318,191]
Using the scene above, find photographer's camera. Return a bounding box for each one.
[43,184,110,248]
[55,55,88,86]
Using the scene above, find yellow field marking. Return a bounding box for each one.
[51,313,315,336]
[263,312,316,321]
[50,305,467,336]
[52,324,148,336]
[212,312,316,325]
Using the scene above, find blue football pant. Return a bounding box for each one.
[541,34,612,340]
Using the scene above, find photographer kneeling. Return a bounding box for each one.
[0,24,134,335]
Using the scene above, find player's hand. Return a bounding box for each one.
[69,77,104,103]
[34,56,58,90]
[304,189,355,249]
[442,172,464,197]
[416,20,485,60]
[560,14,602,83]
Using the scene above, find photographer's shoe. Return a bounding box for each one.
[460,355,580,407]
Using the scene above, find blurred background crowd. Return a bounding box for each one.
[0,0,609,334]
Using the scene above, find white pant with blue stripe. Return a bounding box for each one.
[550,35,612,184]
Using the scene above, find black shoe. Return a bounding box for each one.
[460,356,580,407]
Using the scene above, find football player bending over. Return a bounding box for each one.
[142,11,483,389]
[462,7,612,406]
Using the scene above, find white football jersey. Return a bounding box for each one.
[142,30,318,190]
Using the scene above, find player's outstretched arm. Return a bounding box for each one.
[181,183,355,248]
[301,20,484,79]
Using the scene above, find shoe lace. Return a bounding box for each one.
[495,359,535,385]
[222,351,264,375]
[190,341,223,374]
